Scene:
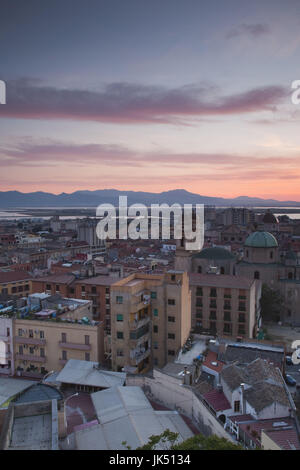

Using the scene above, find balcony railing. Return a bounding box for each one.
[0,334,10,343]
[16,353,46,363]
[130,349,150,365]
[58,341,91,351]
[129,316,150,330]
[15,336,46,346]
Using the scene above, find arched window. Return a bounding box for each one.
[254,271,260,280]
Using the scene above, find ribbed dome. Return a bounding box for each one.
[244,231,278,248]
[192,246,235,259]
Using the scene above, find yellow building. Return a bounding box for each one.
[110,270,191,373]
[0,271,32,297]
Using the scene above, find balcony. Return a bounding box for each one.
[129,316,150,330]
[16,353,46,363]
[15,336,46,346]
[0,334,10,343]
[58,341,91,351]
[130,349,150,366]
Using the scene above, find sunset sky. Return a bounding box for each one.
[1,0,300,200]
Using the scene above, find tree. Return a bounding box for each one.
[132,429,243,451]
[260,283,283,322]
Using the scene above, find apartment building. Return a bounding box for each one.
[189,273,261,339]
[110,270,191,373]
[32,274,118,327]
[0,296,104,377]
[0,271,32,298]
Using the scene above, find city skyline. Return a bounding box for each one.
[1,0,300,199]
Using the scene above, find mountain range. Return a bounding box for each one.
[0,189,299,208]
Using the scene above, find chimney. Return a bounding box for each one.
[240,383,246,414]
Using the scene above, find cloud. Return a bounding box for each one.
[226,23,271,39]
[0,79,287,125]
[1,138,300,183]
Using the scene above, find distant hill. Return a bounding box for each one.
[0,189,299,208]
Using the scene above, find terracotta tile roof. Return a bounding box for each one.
[0,271,32,283]
[189,273,254,289]
[33,274,75,284]
[203,389,231,412]
[202,351,225,373]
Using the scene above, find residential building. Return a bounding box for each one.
[189,273,261,339]
[110,271,191,373]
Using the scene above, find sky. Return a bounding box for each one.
[0,0,300,200]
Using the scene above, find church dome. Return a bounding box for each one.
[244,231,278,248]
[192,246,235,260]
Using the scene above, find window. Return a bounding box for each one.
[209,299,217,308]
[238,313,245,323]
[18,329,22,337]
[29,329,33,338]
[18,286,23,292]
[238,302,246,311]
[40,348,45,357]
[209,310,216,320]
[223,323,231,334]
[168,350,175,356]
[105,287,110,294]
[254,271,260,280]
[62,350,67,360]
[56,285,60,292]
[220,267,225,275]
[196,298,202,307]
[153,308,158,317]
[270,251,273,259]
[85,353,90,361]
[46,284,51,291]
[168,333,175,340]
[196,287,203,296]
[61,332,66,343]
[116,296,123,304]
[196,309,202,319]
[40,331,44,339]
[19,345,23,354]
[153,325,158,333]
[81,285,85,292]
[197,266,202,273]
[210,288,217,297]
[224,312,231,322]
[238,325,245,335]
[29,347,34,354]
[6,327,10,337]
[168,299,175,306]
[117,349,123,357]
[210,322,216,333]
[171,274,176,281]
[85,335,90,345]
[234,401,240,412]
[154,358,158,366]
[117,331,124,339]
[151,291,157,299]
[117,314,123,322]
[168,316,175,322]
[153,342,158,350]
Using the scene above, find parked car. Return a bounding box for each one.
[285,374,297,386]
[286,356,293,365]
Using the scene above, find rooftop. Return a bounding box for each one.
[189,273,254,289]
[56,359,126,388]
